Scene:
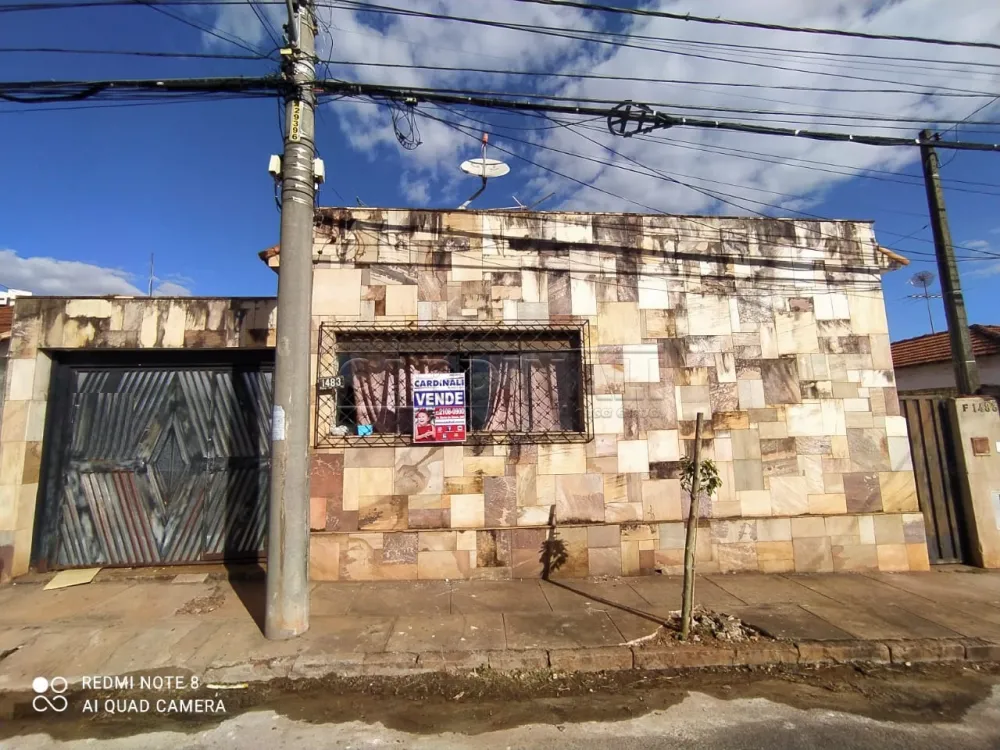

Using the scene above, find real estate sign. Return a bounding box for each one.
[412,373,467,443]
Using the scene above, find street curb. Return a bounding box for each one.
[199,636,1000,682]
[1,637,997,692]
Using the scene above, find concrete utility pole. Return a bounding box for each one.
[919,129,980,395]
[266,0,315,640]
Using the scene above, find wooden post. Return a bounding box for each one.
[680,412,704,641]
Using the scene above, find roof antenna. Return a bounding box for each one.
[458,133,509,210]
[907,270,940,334]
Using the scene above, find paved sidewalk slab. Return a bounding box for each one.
[709,574,837,606]
[348,582,452,616]
[451,581,550,614]
[800,602,960,640]
[729,604,854,641]
[604,607,673,643]
[628,576,746,609]
[0,570,998,689]
[0,582,138,626]
[540,580,652,612]
[296,616,395,655]
[504,611,625,650]
[386,614,504,652]
[866,572,1000,611]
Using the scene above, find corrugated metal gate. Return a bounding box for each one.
[900,396,968,564]
[34,354,272,570]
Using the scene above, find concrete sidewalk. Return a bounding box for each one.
[2,568,1000,691]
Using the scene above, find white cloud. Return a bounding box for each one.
[400,174,431,204]
[963,240,1000,278]
[152,280,195,296]
[206,1,1000,215]
[968,261,1000,278]
[0,250,193,296]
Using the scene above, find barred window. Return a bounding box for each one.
[316,324,590,446]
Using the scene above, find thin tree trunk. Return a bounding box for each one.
[680,413,704,641]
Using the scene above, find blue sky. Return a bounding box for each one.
[1,0,999,344]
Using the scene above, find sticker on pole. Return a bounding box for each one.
[412,373,466,444]
[289,100,302,142]
[271,405,286,441]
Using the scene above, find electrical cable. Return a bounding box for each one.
[0,47,270,60]
[505,0,1000,52]
[312,58,1000,100]
[315,1,1000,97]
[249,0,283,50]
[129,0,274,59]
[312,79,1000,151]
[419,101,1000,261]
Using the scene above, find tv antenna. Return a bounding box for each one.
[907,270,941,333]
[458,133,509,210]
[493,192,556,211]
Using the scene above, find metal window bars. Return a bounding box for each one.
[315,321,592,447]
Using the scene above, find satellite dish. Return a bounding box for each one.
[909,270,936,289]
[461,158,510,178]
[457,134,511,210]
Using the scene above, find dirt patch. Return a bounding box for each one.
[0,662,997,741]
[631,607,763,648]
[174,586,226,615]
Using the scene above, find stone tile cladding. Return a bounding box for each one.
[0,297,275,581]
[302,210,928,580]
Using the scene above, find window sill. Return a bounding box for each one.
[316,430,592,448]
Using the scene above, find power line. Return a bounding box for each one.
[0,47,268,60]
[323,83,1000,127]
[4,75,1000,151]
[314,1,1000,97]
[506,0,1000,52]
[387,107,915,288]
[248,0,282,50]
[621,129,1000,191]
[128,0,274,59]
[11,1,1000,93]
[582,126,1000,198]
[314,58,1000,100]
[313,80,1000,150]
[415,101,1000,262]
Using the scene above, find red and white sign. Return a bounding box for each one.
[412,373,467,443]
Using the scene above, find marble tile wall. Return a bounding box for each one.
[305,209,928,580]
[0,297,276,581]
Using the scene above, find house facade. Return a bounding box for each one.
[271,209,927,580]
[891,325,1000,394]
[0,209,930,583]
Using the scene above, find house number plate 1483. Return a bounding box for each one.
[316,376,344,392]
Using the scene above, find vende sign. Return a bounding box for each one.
[412,373,467,444]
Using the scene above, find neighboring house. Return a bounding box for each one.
[0,304,12,432]
[0,291,32,435]
[891,325,1000,394]
[0,210,930,583]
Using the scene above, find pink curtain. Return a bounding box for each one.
[481,353,571,432]
[527,355,561,431]
[483,355,524,431]
[348,355,451,433]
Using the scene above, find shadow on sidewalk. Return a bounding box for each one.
[223,562,267,633]
[539,507,669,630]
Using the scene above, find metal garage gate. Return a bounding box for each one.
[33,352,273,570]
[899,395,968,565]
